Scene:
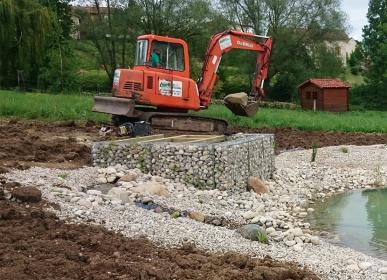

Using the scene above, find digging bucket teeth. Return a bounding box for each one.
[92,96,136,117]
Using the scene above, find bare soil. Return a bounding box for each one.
[0,194,319,280]
[1,119,386,170]
[233,127,387,153]
[0,119,97,169]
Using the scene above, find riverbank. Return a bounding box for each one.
[3,144,387,279]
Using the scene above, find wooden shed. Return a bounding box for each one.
[298,79,351,112]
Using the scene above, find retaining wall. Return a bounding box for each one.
[92,134,274,191]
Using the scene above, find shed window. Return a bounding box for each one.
[312,92,317,99]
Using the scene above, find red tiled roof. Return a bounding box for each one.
[299,79,351,89]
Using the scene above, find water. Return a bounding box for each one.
[308,188,387,260]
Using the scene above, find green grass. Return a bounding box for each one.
[197,105,387,133]
[0,90,110,122]
[341,68,365,87]
[1,90,386,133]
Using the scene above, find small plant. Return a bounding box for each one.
[373,163,384,187]
[311,144,318,162]
[58,173,68,180]
[257,229,269,244]
[340,147,349,153]
[171,211,181,219]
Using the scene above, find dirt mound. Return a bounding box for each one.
[237,127,387,153]
[0,199,320,280]
[0,120,97,169]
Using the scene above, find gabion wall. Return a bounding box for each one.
[92,134,274,191]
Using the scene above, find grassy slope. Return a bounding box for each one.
[0,91,110,122]
[1,90,386,133]
[198,105,387,133]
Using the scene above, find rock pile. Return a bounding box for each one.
[4,145,387,280]
[92,133,275,191]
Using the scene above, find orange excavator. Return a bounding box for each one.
[93,29,272,134]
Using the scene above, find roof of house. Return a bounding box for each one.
[299,79,351,89]
[72,6,110,16]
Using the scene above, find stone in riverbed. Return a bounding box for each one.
[86,190,102,196]
[188,211,205,223]
[236,224,267,242]
[107,187,130,203]
[247,176,269,194]
[292,227,303,237]
[358,262,372,271]
[131,182,169,197]
[346,264,360,272]
[119,174,137,182]
[285,240,296,247]
[106,167,116,174]
[293,244,303,252]
[311,236,321,245]
[266,227,276,234]
[78,198,92,207]
[11,187,41,203]
[378,267,387,274]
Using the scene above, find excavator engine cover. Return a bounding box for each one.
[224,92,259,117]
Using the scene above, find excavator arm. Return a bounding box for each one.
[197,30,272,111]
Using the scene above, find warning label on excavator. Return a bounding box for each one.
[219,35,232,50]
[159,79,183,97]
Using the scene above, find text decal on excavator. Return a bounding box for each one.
[219,35,232,50]
[159,79,183,97]
[237,40,254,48]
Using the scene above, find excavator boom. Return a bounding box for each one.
[197,30,272,116]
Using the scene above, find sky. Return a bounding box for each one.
[341,0,369,40]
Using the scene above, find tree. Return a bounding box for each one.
[0,0,52,87]
[348,43,365,75]
[80,0,221,84]
[362,0,387,87]
[78,0,143,83]
[218,0,348,101]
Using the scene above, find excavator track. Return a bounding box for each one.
[141,112,228,134]
[94,96,228,134]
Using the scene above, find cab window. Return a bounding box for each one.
[135,39,148,66]
[150,41,184,71]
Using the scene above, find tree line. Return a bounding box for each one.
[0,0,385,109]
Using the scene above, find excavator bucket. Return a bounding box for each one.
[223,92,259,117]
[92,96,136,117]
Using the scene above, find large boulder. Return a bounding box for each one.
[106,187,130,203]
[11,187,42,203]
[247,176,269,194]
[131,181,169,197]
[224,92,248,106]
[236,224,268,243]
[119,174,138,182]
[188,211,205,223]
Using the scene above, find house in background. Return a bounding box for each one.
[323,31,357,65]
[298,79,351,112]
[71,6,110,40]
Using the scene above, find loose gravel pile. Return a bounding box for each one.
[4,144,387,280]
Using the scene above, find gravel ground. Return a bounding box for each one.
[4,144,387,280]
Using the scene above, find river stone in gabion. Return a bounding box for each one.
[92,134,274,191]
